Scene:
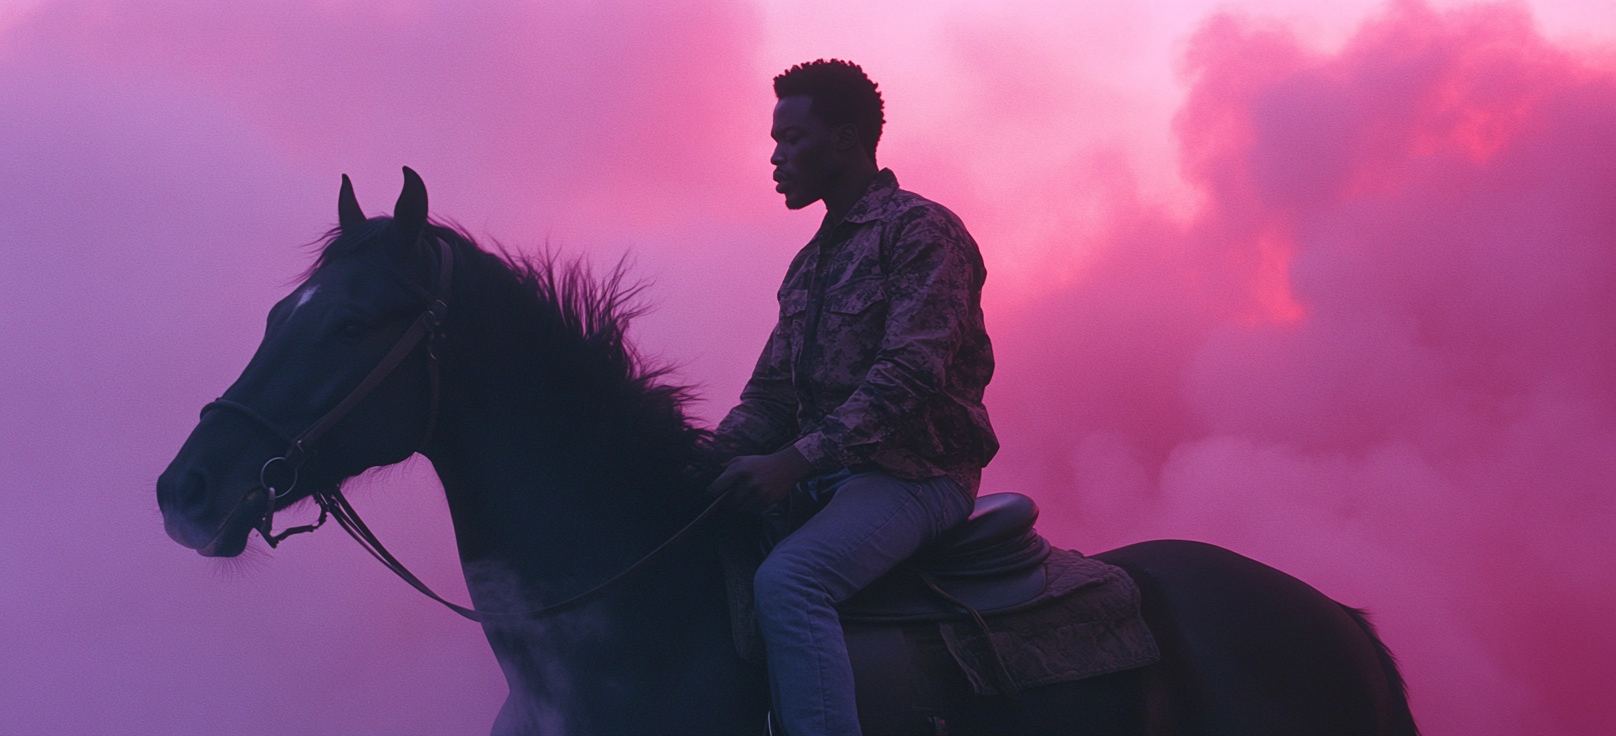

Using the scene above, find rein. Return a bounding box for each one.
[202,238,724,622]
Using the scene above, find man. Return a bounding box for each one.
[707,59,998,735]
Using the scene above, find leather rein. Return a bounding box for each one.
[202,239,725,622]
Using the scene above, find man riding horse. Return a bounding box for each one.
[155,59,1415,735]
[706,59,998,736]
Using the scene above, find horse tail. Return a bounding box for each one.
[1341,605,1419,736]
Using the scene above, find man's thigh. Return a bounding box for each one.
[764,472,968,602]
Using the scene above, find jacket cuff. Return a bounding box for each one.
[792,433,843,475]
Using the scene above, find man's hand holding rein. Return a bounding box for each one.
[708,446,815,515]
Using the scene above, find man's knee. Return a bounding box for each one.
[753,547,832,613]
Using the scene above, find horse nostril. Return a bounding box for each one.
[159,469,209,512]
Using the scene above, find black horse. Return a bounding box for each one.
[157,170,1417,735]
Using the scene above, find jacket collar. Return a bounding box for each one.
[841,168,901,224]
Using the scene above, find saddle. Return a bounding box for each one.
[838,492,1053,622]
[721,492,1160,707]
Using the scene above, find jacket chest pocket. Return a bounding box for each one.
[825,278,886,315]
[779,289,808,318]
[777,289,810,355]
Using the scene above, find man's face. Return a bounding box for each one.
[770,95,841,210]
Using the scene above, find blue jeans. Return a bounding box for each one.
[753,468,974,736]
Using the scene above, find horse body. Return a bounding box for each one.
[156,170,1415,735]
[1098,540,1410,735]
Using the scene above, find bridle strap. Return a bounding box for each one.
[321,490,478,618]
[287,240,453,464]
[204,399,294,445]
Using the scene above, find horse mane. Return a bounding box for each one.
[310,218,715,497]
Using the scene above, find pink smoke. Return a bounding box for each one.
[988,3,1616,733]
[1,1,1612,734]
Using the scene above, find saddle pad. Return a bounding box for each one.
[937,548,1160,696]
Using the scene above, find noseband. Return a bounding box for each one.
[199,239,726,622]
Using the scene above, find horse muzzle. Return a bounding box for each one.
[159,475,268,557]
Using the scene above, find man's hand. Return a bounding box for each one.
[707,446,815,515]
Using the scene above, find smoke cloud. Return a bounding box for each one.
[1,1,1612,734]
[987,4,1616,733]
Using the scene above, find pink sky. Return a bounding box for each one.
[3,1,1614,734]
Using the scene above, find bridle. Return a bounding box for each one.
[200,237,724,622]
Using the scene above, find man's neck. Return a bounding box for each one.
[820,164,880,226]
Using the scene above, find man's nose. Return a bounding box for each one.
[770,145,786,166]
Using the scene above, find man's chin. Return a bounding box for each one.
[783,194,819,211]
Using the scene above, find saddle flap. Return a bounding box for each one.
[937,550,1161,696]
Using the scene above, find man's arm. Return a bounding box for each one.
[792,210,982,475]
[707,317,814,512]
[709,318,799,464]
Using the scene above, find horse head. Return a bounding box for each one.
[157,168,447,557]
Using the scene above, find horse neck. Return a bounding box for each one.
[423,255,705,608]
[410,246,763,732]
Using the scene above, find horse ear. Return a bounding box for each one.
[391,166,428,246]
[338,174,365,231]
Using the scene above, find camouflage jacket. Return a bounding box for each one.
[713,169,998,495]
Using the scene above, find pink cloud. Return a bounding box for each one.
[987,3,1616,733]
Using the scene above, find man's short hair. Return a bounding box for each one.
[774,59,885,165]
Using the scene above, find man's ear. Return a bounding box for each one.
[833,123,862,154]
